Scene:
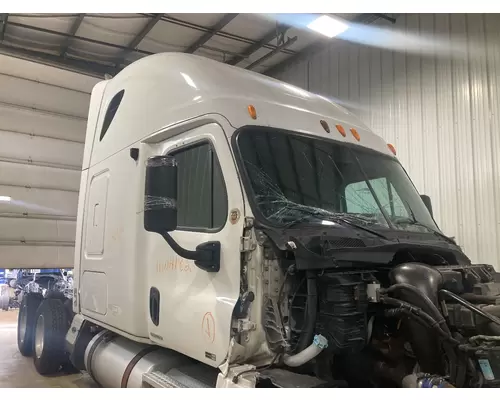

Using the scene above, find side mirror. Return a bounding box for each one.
[144,155,178,234]
[143,155,221,273]
[421,195,433,218]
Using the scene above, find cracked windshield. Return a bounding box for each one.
[237,128,438,234]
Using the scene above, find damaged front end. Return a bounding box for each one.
[226,126,500,388]
[238,227,500,388]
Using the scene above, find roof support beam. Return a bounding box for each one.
[372,14,396,24]
[263,14,387,77]
[185,14,238,54]
[9,21,153,56]
[0,42,115,78]
[225,24,290,66]
[113,13,163,68]
[245,36,297,71]
[0,14,8,42]
[60,13,85,58]
[126,13,163,50]
[144,14,296,57]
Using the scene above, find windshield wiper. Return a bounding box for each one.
[280,205,389,240]
[333,216,390,240]
[407,220,456,245]
[398,201,456,245]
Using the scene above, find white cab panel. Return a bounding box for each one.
[140,121,245,368]
[79,140,149,338]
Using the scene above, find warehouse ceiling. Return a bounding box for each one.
[0,13,396,78]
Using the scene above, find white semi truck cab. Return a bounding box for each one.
[17,53,500,388]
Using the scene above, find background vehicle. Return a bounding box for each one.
[16,269,73,358]
[0,269,20,310]
[0,270,9,311]
[14,269,71,304]
[16,53,500,388]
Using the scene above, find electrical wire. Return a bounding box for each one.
[287,275,306,353]
[381,296,459,345]
[440,289,500,327]
[381,283,451,334]
[231,353,280,384]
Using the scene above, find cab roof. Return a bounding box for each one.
[85,53,391,168]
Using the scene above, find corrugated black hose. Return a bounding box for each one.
[381,294,461,384]
[380,283,451,335]
[381,296,459,345]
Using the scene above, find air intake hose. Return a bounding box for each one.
[387,263,446,375]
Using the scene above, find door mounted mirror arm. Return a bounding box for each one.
[160,232,221,273]
[144,154,221,273]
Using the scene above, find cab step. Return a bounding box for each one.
[142,370,189,388]
[142,363,217,388]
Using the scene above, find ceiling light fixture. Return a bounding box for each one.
[307,15,349,38]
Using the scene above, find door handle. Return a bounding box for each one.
[149,287,160,326]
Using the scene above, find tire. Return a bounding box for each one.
[45,290,66,301]
[18,291,24,306]
[63,298,74,322]
[45,292,73,322]
[17,292,43,356]
[33,299,69,375]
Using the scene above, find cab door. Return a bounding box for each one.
[144,122,245,367]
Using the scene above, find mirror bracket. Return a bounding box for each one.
[420,194,433,218]
[160,232,220,273]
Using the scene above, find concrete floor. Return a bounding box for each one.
[0,309,96,388]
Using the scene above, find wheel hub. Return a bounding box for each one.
[35,314,44,359]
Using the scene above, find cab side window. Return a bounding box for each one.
[171,142,227,230]
[99,90,124,141]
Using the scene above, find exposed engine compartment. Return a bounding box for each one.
[253,229,500,388]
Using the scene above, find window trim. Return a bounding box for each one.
[166,139,229,234]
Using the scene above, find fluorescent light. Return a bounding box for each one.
[321,220,336,226]
[307,15,348,38]
[0,196,11,202]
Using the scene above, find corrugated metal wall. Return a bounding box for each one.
[273,14,500,269]
[0,55,98,269]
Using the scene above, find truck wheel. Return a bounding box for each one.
[63,298,74,322]
[33,299,69,375]
[45,291,66,301]
[17,292,43,356]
